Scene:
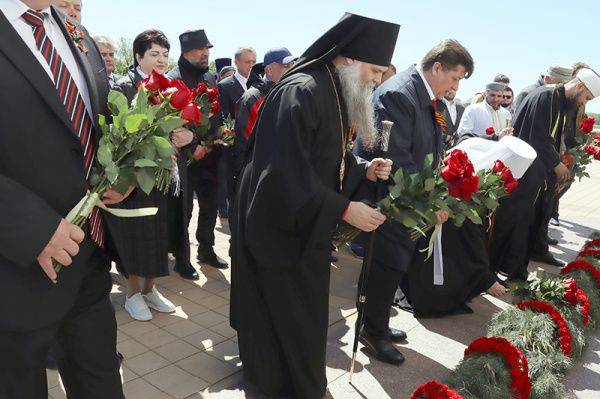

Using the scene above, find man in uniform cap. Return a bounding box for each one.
[215,57,233,81]
[230,13,398,398]
[491,67,600,279]
[514,64,573,110]
[458,81,514,140]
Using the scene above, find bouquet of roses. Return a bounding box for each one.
[186,114,236,164]
[565,116,597,181]
[333,150,518,246]
[55,70,217,274]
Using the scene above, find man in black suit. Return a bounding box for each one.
[355,39,474,365]
[0,1,128,397]
[216,46,256,219]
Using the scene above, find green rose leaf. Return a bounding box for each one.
[158,115,187,135]
[105,162,119,184]
[108,90,129,116]
[97,145,113,167]
[151,136,175,158]
[134,159,158,168]
[124,114,148,133]
[135,168,155,195]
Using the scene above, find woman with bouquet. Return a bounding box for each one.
[109,30,185,321]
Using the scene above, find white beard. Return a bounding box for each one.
[337,63,377,150]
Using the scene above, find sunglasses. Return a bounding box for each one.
[503,95,512,99]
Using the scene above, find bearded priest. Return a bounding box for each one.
[230,12,399,399]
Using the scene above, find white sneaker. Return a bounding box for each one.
[125,293,152,321]
[143,286,176,313]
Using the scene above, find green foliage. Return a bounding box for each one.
[446,354,514,399]
[487,307,572,399]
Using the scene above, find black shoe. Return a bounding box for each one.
[197,251,228,269]
[547,237,559,246]
[329,253,338,263]
[531,253,565,267]
[359,330,405,365]
[174,263,200,280]
[388,328,407,343]
[550,217,560,226]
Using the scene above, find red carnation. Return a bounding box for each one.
[580,116,596,134]
[518,300,572,357]
[206,86,220,102]
[143,69,171,91]
[485,126,495,135]
[210,100,220,116]
[180,103,202,125]
[492,160,506,174]
[579,249,600,259]
[192,144,207,161]
[563,278,590,325]
[449,175,479,201]
[583,238,600,250]
[197,82,208,94]
[410,380,464,399]
[561,259,600,288]
[464,337,531,399]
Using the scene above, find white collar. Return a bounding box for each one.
[442,97,455,107]
[136,66,148,79]
[1,0,52,22]
[234,71,248,85]
[417,66,436,102]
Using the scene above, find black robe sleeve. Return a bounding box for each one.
[517,90,561,171]
[243,78,358,269]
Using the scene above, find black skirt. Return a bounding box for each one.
[408,221,496,317]
[105,188,169,278]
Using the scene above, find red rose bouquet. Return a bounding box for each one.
[55,70,217,275]
[485,126,496,135]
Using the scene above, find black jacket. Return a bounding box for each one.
[0,7,111,331]
[232,78,275,183]
[217,74,245,120]
[355,65,442,271]
[168,56,221,182]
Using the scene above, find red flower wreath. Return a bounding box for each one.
[563,278,591,325]
[517,300,572,357]
[409,380,464,399]
[579,249,600,259]
[561,260,600,289]
[583,238,600,250]
[464,337,531,399]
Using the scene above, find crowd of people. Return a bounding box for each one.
[1,0,600,398]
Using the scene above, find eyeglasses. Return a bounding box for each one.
[503,95,512,99]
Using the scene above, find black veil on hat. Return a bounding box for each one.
[286,12,400,77]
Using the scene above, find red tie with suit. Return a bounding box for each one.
[22,9,104,247]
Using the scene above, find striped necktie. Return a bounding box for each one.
[22,10,104,247]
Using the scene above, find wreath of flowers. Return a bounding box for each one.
[562,260,600,289]
[563,278,591,325]
[409,380,464,399]
[517,300,572,357]
[582,238,600,250]
[463,337,531,399]
[579,249,600,259]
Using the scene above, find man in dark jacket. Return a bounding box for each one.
[0,2,128,397]
[232,47,295,186]
[168,29,227,273]
[355,40,474,365]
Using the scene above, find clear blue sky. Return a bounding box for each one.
[83,0,600,112]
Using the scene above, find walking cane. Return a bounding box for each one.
[349,120,393,382]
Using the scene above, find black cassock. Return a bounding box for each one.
[490,85,570,279]
[409,221,496,317]
[230,65,368,398]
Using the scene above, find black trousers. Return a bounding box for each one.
[0,252,123,399]
[531,173,557,257]
[362,257,405,337]
[186,176,218,255]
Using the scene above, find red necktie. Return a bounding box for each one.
[22,10,104,247]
